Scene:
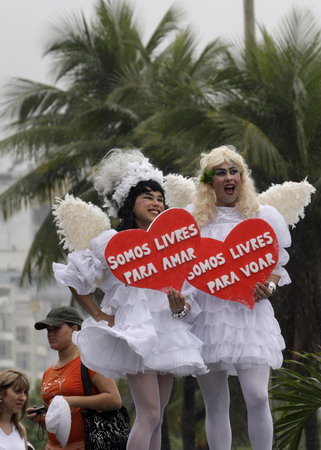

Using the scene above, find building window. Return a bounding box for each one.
[0,314,12,332]
[16,352,30,371]
[16,326,30,344]
[0,341,12,358]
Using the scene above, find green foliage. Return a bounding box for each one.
[23,379,47,450]
[270,352,321,449]
[0,0,188,282]
[164,377,208,449]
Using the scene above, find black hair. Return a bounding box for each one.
[117,180,165,231]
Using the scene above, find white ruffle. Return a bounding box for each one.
[183,204,290,375]
[54,229,207,378]
[144,307,206,376]
[53,250,104,295]
[53,229,117,295]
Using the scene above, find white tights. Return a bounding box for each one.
[126,373,174,450]
[197,366,273,450]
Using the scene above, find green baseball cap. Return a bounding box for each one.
[35,306,83,330]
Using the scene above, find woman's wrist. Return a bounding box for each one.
[266,281,277,296]
[94,310,115,327]
[171,304,189,319]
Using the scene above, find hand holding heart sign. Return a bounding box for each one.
[105,209,278,308]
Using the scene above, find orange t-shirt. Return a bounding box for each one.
[42,356,97,446]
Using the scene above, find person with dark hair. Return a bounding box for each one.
[26,306,122,450]
[117,179,165,231]
[0,369,29,450]
[53,149,207,450]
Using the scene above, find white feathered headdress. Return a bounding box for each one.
[52,149,164,251]
[93,148,163,217]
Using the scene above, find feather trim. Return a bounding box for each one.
[257,179,316,227]
[163,174,197,208]
[52,194,111,251]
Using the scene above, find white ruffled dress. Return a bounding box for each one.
[53,229,207,379]
[183,204,291,375]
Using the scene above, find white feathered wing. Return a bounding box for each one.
[256,179,316,227]
[52,194,111,252]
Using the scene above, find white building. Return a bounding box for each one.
[0,156,72,387]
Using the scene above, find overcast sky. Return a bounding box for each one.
[0,0,320,142]
[1,0,321,86]
[0,1,320,170]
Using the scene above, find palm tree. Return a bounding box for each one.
[144,5,321,346]
[135,29,228,174]
[206,6,321,347]
[0,0,181,281]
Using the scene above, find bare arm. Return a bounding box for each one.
[64,372,122,411]
[69,287,114,327]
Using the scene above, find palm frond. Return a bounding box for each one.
[145,5,182,56]
[0,79,67,120]
[206,110,288,179]
[0,147,106,218]
[270,352,321,449]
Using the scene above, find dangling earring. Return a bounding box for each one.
[0,399,3,403]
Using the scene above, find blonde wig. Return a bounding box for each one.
[0,369,30,438]
[193,145,259,227]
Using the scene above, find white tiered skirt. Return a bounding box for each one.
[190,292,284,375]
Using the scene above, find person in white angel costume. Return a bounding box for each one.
[52,148,207,450]
[165,145,314,450]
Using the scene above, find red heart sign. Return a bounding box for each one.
[105,208,201,291]
[187,218,279,309]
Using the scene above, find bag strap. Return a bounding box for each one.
[81,362,93,396]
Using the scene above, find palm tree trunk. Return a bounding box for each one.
[304,412,320,450]
[161,412,171,449]
[243,0,256,45]
[182,376,196,449]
